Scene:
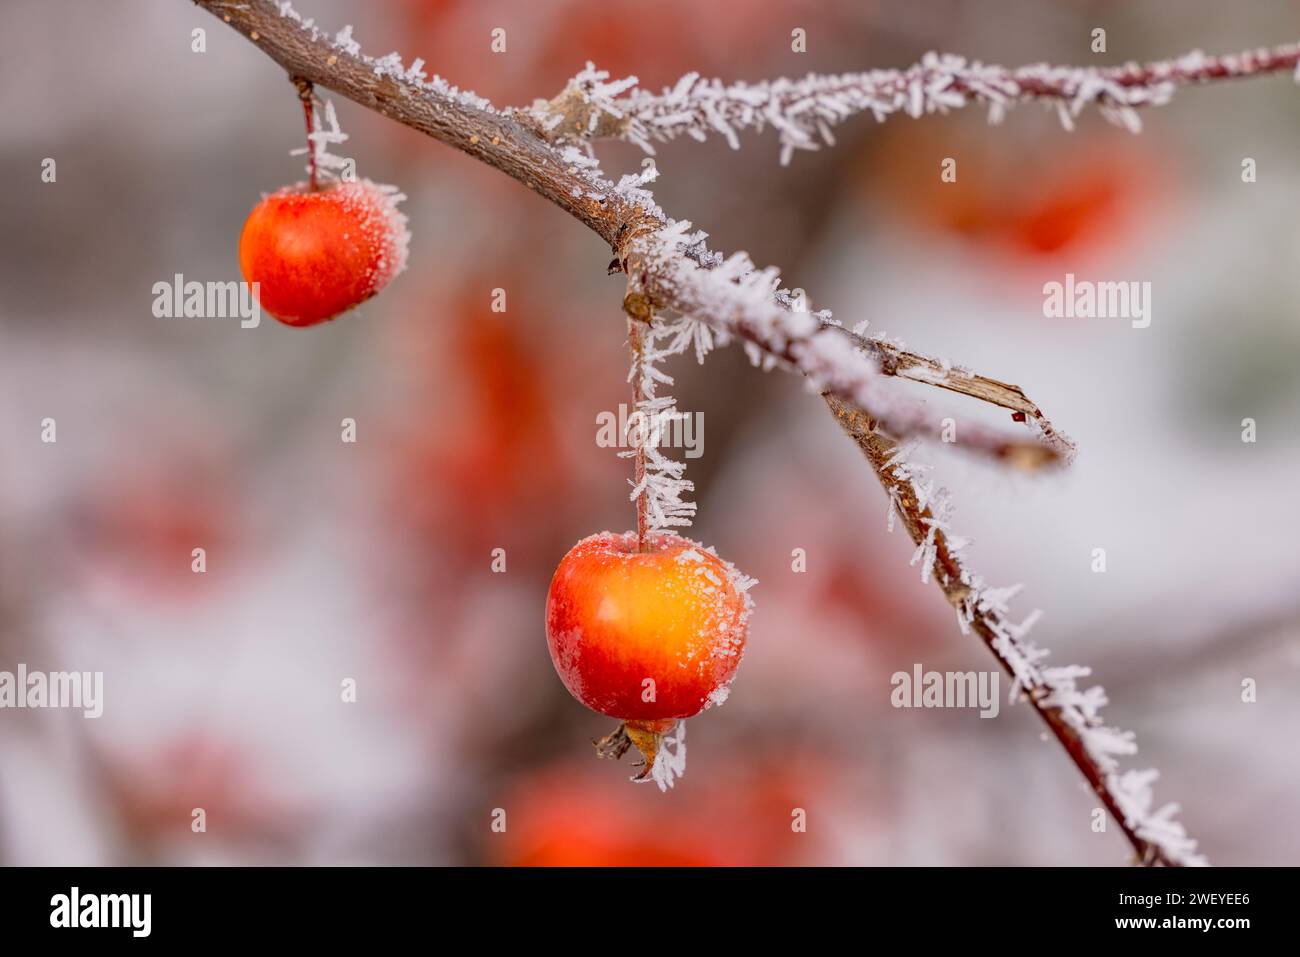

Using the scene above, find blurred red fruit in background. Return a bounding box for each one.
[70,466,238,604]
[102,734,297,848]
[382,291,573,562]
[495,758,840,866]
[862,123,1164,261]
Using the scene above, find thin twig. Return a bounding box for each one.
[197,0,658,247]
[291,75,318,190]
[533,45,1300,160]
[819,320,1076,464]
[628,226,1073,467]
[626,316,650,550]
[823,395,1195,866]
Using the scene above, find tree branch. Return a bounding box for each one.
[625,222,1073,467]
[196,0,658,248]
[532,45,1300,161]
[828,323,1077,463]
[824,395,1203,866]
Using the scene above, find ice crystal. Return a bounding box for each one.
[637,720,687,792]
[289,99,351,183]
[622,312,715,534]
[274,2,501,117]
[282,100,410,282]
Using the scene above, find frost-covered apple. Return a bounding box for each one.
[545,530,754,786]
[238,179,409,327]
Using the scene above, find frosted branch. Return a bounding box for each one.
[826,396,1207,866]
[536,45,1300,162]
[627,222,1071,467]
[622,310,711,538]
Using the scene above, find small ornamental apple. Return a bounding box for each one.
[238,179,409,327]
[545,530,755,789]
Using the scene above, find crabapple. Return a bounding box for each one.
[238,179,408,327]
[545,530,752,779]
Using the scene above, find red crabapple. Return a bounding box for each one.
[545,531,753,783]
[238,179,409,327]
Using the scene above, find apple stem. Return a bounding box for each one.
[627,317,650,552]
[293,75,319,192]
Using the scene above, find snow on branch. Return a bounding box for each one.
[622,311,713,536]
[627,221,1070,468]
[289,97,351,182]
[830,323,1077,464]
[535,44,1300,162]
[826,397,1207,866]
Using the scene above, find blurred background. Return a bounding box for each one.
[1,0,1298,866]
